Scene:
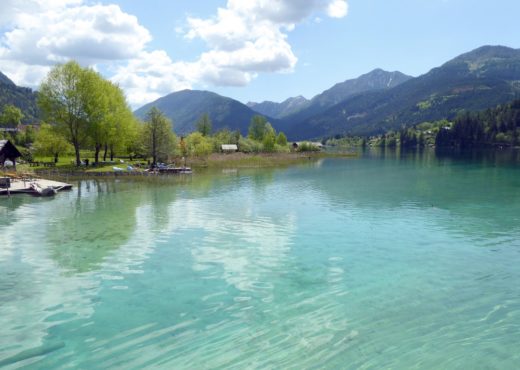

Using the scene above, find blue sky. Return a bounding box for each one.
[1,0,519,109]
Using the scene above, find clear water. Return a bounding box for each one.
[1,149,520,369]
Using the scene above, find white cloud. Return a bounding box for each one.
[110,51,193,108]
[0,1,150,89]
[0,0,349,108]
[183,0,349,87]
[327,0,349,18]
[1,3,150,66]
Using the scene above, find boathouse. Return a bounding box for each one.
[0,140,21,169]
[221,144,238,153]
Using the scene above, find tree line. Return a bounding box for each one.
[435,99,520,148]
[37,61,139,166]
[2,60,300,167]
[326,99,520,149]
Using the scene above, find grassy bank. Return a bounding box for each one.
[186,151,357,168]
[8,151,357,180]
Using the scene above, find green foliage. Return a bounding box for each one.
[326,136,365,147]
[38,61,96,165]
[297,142,320,152]
[0,72,39,124]
[186,132,213,157]
[196,113,212,136]
[143,107,177,164]
[0,104,24,128]
[179,136,188,158]
[212,129,239,152]
[15,125,36,147]
[18,147,33,163]
[276,132,287,146]
[33,123,73,162]
[38,60,137,165]
[238,137,263,153]
[435,99,520,147]
[262,130,276,152]
[248,115,268,141]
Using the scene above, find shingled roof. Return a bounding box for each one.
[0,140,22,166]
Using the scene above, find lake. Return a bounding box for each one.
[1,149,520,369]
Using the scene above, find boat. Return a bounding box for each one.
[30,182,58,196]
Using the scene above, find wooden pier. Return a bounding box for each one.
[0,177,72,196]
[146,167,193,174]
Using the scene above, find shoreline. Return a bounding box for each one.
[28,151,356,180]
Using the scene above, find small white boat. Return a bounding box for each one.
[30,182,58,196]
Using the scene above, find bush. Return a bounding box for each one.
[262,131,276,152]
[18,147,33,163]
[186,132,213,157]
[238,137,262,153]
[297,142,320,152]
[276,132,288,146]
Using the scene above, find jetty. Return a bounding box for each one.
[0,176,72,197]
[145,165,193,174]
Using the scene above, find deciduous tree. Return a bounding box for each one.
[143,107,176,166]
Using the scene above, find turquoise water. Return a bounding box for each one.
[1,149,520,369]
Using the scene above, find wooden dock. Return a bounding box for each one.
[0,177,72,196]
[148,167,193,174]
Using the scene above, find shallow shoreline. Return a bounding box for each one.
[189,151,357,168]
[31,152,356,179]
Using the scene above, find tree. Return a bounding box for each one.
[38,61,92,166]
[262,123,276,152]
[143,107,176,166]
[248,115,268,141]
[39,61,136,165]
[0,104,24,128]
[196,113,212,136]
[83,70,110,164]
[101,82,136,162]
[186,132,213,157]
[33,123,73,163]
[276,132,287,146]
[17,125,36,147]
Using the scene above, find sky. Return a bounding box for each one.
[0,0,519,110]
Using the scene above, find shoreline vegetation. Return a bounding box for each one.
[3,60,518,181]
[2,61,354,180]
[8,151,356,180]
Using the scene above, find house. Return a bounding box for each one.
[0,140,22,169]
[0,127,19,133]
[221,144,238,153]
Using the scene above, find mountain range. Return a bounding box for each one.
[2,45,520,139]
[135,45,520,139]
[135,68,413,136]
[283,45,520,139]
[247,96,309,119]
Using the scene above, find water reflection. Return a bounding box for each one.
[300,148,520,236]
[0,179,179,366]
[1,150,520,368]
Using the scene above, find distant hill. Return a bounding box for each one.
[247,96,310,119]
[282,46,520,139]
[0,71,39,124]
[134,90,277,136]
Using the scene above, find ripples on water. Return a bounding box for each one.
[1,151,520,369]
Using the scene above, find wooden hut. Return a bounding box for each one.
[221,144,238,153]
[0,140,22,169]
